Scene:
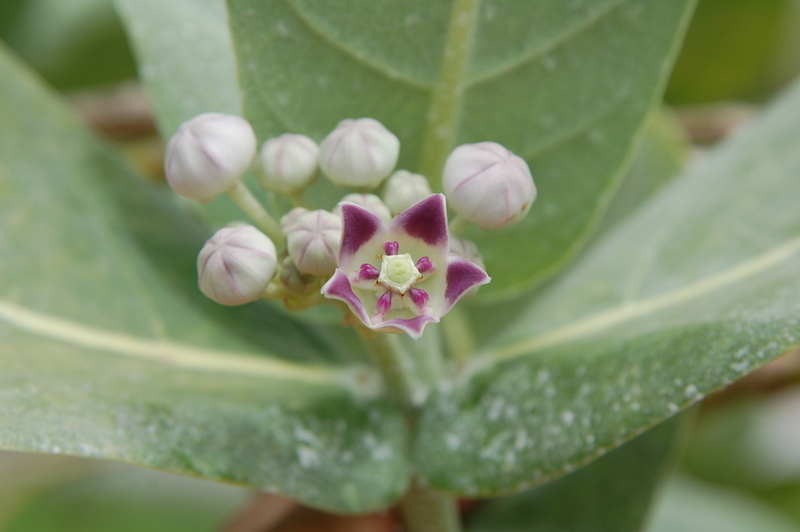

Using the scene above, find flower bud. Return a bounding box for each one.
[442,142,536,230]
[279,256,315,295]
[254,134,319,193]
[165,113,257,202]
[280,207,310,233]
[332,194,391,223]
[286,210,342,276]
[382,170,433,215]
[197,224,277,306]
[319,118,400,188]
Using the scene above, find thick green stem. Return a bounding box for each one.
[226,181,284,244]
[442,306,476,361]
[418,0,480,191]
[361,332,419,410]
[400,476,462,532]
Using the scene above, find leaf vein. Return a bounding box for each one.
[464,0,631,88]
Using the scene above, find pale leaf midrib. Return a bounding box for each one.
[480,234,800,364]
[0,299,344,385]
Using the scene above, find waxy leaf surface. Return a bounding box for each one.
[414,78,800,495]
[0,46,407,514]
[221,0,696,299]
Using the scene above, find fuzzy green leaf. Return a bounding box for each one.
[225,0,697,299]
[414,77,800,495]
[0,46,406,514]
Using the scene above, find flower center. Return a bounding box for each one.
[377,253,422,294]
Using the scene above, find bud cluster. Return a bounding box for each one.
[164,112,536,316]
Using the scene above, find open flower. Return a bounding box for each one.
[321,194,490,339]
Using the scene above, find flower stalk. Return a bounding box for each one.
[226,181,284,244]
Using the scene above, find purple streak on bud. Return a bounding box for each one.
[358,263,380,281]
[415,256,435,274]
[376,290,393,318]
[408,288,429,309]
[384,241,400,255]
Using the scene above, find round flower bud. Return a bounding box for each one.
[332,193,391,223]
[197,224,277,306]
[254,134,319,193]
[382,170,433,215]
[165,113,257,202]
[286,210,342,276]
[442,142,536,230]
[318,118,400,188]
[280,207,310,233]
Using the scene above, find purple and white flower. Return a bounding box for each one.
[321,194,490,339]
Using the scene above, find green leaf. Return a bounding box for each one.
[113,0,240,137]
[644,476,798,532]
[225,0,697,300]
[4,0,137,90]
[413,77,800,495]
[465,416,685,532]
[461,108,691,349]
[0,45,406,514]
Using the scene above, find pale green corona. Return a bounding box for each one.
[378,253,422,294]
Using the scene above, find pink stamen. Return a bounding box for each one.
[384,241,399,255]
[415,256,435,274]
[358,263,380,281]
[376,290,393,318]
[408,288,429,310]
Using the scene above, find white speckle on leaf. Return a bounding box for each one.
[535,369,550,386]
[731,361,751,373]
[561,411,575,425]
[297,447,319,468]
[276,22,290,37]
[372,444,392,461]
[487,398,504,421]
[668,403,680,414]
[684,384,698,397]
[446,434,461,449]
[542,55,557,71]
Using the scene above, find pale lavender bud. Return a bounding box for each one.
[254,133,319,193]
[442,142,536,230]
[279,257,315,295]
[165,113,257,202]
[280,207,310,233]
[332,194,391,223]
[197,224,277,306]
[319,118,400,188]
[286,210,342,276]
[382,170,432,215]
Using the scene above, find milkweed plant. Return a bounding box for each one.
[2,0,800,530]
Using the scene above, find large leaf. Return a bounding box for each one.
[465,416,685,532]
[223,0,696,300]
[113,0,240,138]
[413,77,800,494]
[0,45,406,514]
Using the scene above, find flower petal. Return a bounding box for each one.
[339,202,386,270]
[374,315,440,340]
[440,256,491,315]
[388,194,448,253]
[320,269,372,326]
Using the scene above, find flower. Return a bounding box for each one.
[321,194,490,339]
[332,193,392,223]
[285,209,342,276]
[442,142,536,230]
[254,133,319,193]
[197,224,277,305]
[165,113,257,202]
[318,118,400,188]
[382,170,433,215]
